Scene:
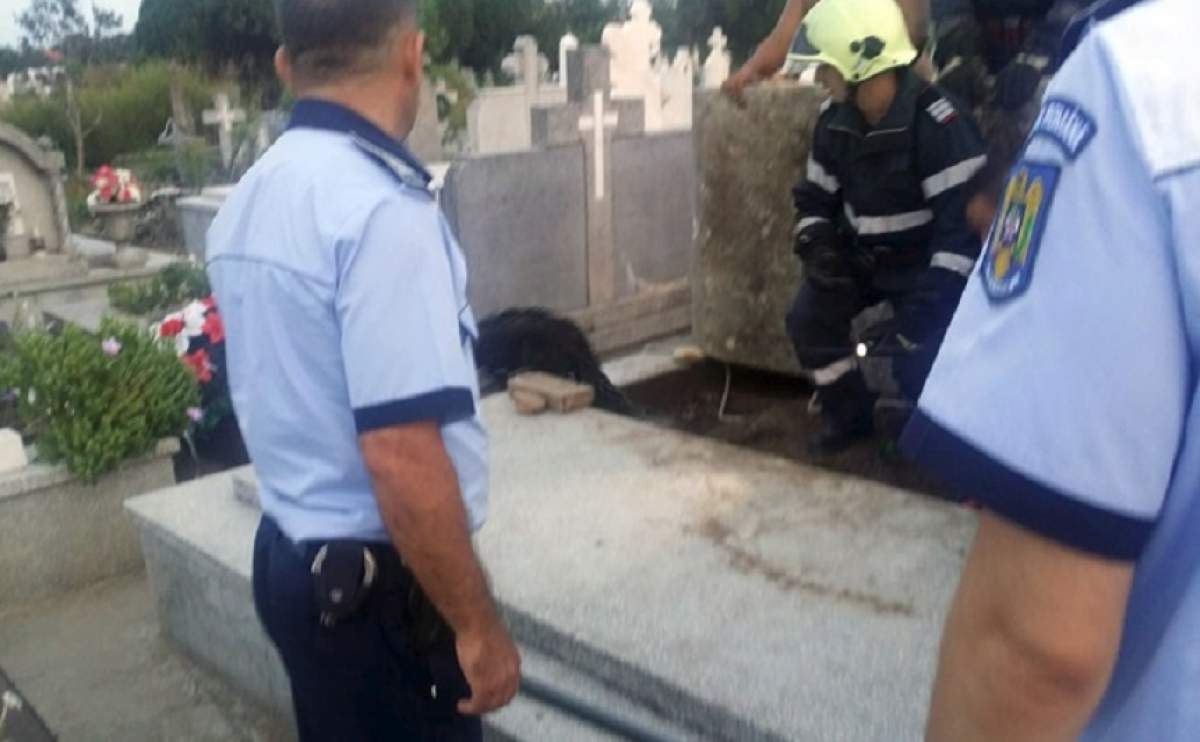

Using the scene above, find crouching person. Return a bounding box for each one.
[784,0,986,455]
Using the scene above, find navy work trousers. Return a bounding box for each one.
[252,516,482,741]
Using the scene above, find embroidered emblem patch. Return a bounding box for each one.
[981,162,1062,302]
[926,98,958,124]
[1030,98,1097,160]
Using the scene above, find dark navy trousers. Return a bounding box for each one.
[252,516,481,741]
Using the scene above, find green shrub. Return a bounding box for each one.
[109,261,212,316]
[0,318,199,483]
[0,62,216,171]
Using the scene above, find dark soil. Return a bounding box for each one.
[622,362,956,502]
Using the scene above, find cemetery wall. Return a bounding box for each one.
[0,439,179,606]
[442,146,590,317]
[611,131,694,299]
[692,86,825,376]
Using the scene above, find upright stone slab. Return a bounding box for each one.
[532,46,645,307]
[693,85,826,376]
[0,123,70,258]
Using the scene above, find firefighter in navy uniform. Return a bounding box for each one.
[784,0,987,454]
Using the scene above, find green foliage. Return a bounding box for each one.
[0,61,215,171]
[651,0,788,64]
[108,262,212,317]
[136,0,278,84]
[0,318,198,483]
[427,63,475,143]
[0,44,45,77]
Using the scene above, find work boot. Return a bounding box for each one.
[807,413,874,456]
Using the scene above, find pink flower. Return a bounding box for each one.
[101,337,122,356]
[187,407,204,423]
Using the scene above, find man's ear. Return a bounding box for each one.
[397,28,425,84]
[275,47,294,90]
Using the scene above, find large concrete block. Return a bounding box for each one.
[442,147,589,316]
[692,86,826,376]
[0,439,179,606]
[125,469,295,721]
[612,132,695,299]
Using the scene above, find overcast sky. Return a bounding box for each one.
[1,0,143,49]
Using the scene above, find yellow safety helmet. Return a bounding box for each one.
[787,0,918,84]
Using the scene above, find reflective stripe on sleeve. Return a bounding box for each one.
[844,203,934,236]
[930,251,976,277]
[794,216,831,236]
[809,356,858,386]
[807,158,840,194]
[922,155,988,199]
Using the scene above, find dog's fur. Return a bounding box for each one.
[474,308,638,415]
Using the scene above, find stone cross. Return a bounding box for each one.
[578,91,620,201]
[202,93,246,169]
[531,46,645,305]
[704,27,732,89]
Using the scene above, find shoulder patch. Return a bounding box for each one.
[926,97,958,125]
[981,161,1062,302]
[1030,98,1098,160]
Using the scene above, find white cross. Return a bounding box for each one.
[578,91,619,201]
[202,93,246,169]
[709,27,728,53]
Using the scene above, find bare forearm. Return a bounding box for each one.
[366,426,499,636]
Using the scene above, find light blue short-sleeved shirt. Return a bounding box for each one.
[207,99,487,543]
[903,0,1200,737]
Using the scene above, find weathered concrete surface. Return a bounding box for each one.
[0,439,179,607]
[0,574,292,741]
[127,469,696,740]
[127,388,975,741]
[125,470,295,720]
[693,85,826,376]
[478,396,977,741]
[612,132,695,299]
[442,147,590,316]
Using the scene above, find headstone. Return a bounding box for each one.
[660,47,695,131]
[202,93,247,170]
[0,429,27,474]
[467,37,569,155]
[603,0,666,131]
[559,33,579,89]
[531,46,645,305]
[704,28,732,90]
[0,123,70,257]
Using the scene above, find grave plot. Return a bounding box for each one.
[619,359,952,501]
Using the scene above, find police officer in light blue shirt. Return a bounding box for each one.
[206,1,519,738]
[902,0,1200,739]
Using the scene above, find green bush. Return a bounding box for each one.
[0,318,199,483]
[109,262,212,316]
[0,62,216,171]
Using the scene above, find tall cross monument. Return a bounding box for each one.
[532,46,645,305]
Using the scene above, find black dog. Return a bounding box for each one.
[474,308,638,415]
